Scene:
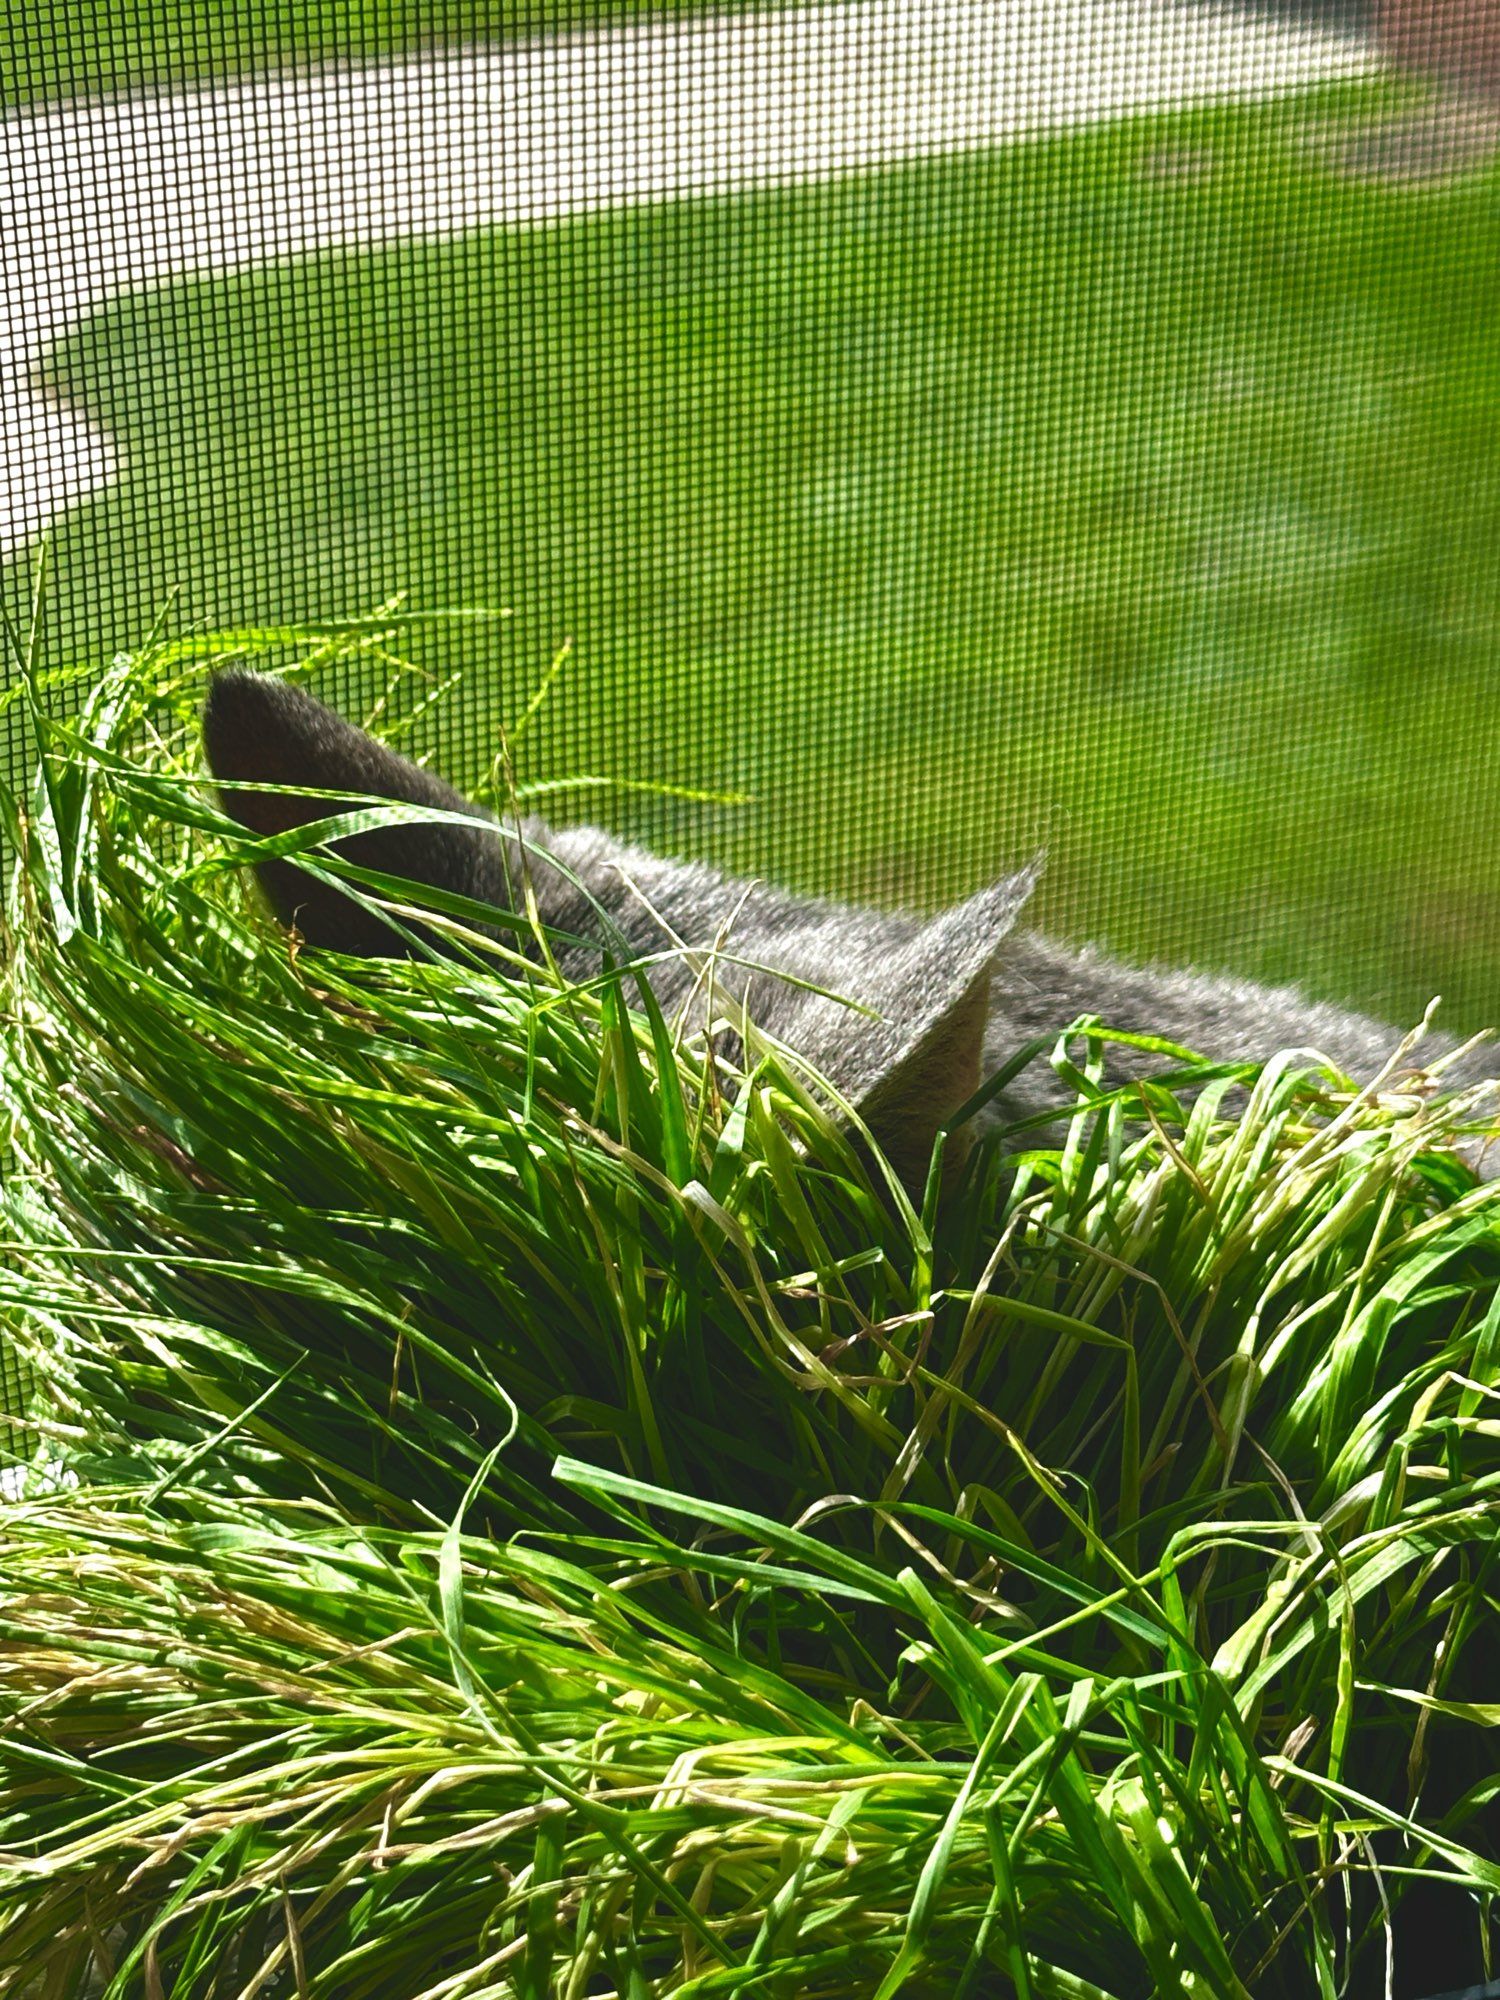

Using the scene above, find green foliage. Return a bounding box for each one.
[0,629,1496,1994]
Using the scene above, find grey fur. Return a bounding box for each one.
[202,671,1500,1179]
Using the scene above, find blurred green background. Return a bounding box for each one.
[14,77,1500,1041]
[0,0,726,112]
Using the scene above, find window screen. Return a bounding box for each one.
[1,2,1495,1151]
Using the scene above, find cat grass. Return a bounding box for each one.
[0,628,1495,1994]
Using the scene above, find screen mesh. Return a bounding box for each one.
[1,2,1496,1310]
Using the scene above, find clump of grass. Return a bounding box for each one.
[0,627,1497,1995]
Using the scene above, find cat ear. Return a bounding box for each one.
[785,870,1037,1191]
[202,670,511,956]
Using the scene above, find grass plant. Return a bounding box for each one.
[0,629,1496,1994]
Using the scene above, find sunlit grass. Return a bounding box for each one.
[0,627,1496,1993]
[0,0,735,114]
[17,82,1500,1045]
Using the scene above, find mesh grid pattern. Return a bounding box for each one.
[1,2,1497,1424]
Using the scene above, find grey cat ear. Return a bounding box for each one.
[202,670,511,957]
[856,959,994,1190]
[789,868,1038,1191]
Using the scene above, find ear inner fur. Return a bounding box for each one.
[858,964,992,1189]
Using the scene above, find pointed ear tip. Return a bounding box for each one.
[202,670,343,785]
[202,666,258,711]
[936,863,1038,962]
[202,668,273,757]
[987,856,1043,905]
[202,666,296,729]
